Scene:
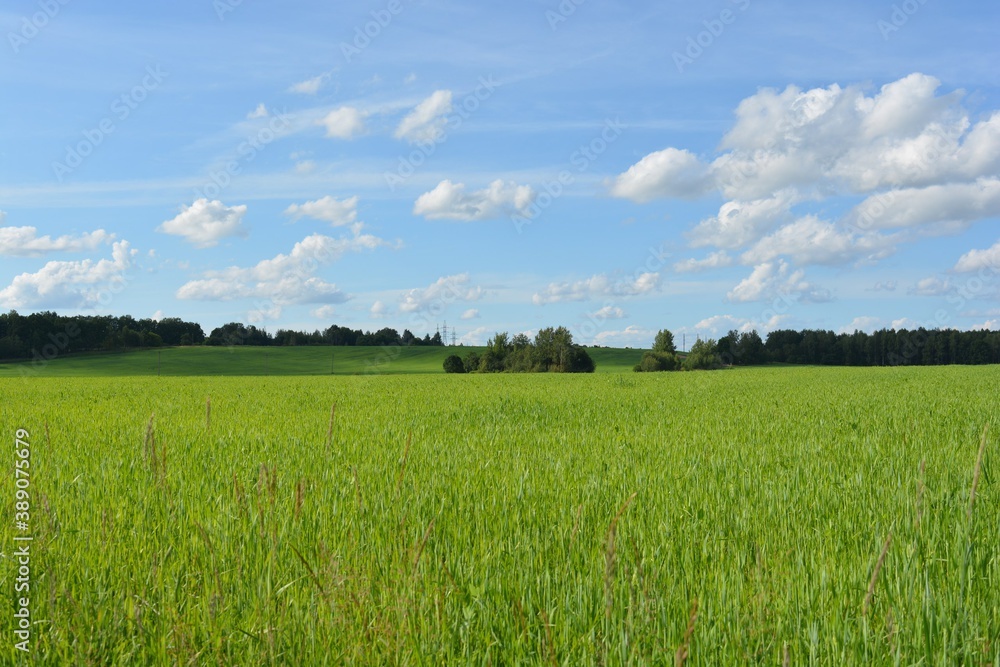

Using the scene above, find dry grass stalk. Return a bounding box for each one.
[968,424,989,520]
[294,478,305,520]
[782,643,790,667]
[538,607,558,667]
[412,517,435,572]
[674,598,698,667]
[326,402,337,451]
[863,532,893,616]
[604,492,638,619]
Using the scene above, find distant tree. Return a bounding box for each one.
[683,339,721,371]
[463,351,481,373]
[443,355,465,373]
[634,350,680,372]
[652,329,677,354]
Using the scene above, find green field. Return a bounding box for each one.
[1,367,998,665]
[0,345,645,377]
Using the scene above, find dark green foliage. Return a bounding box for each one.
[463,351,481,373]
[652,329,677,355]
[634,351,680,372]
[470,326,595,373]
[683,338,722,371]
[443,355,465,373]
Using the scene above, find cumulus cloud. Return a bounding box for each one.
[157,199,248,248]
[954,240,1000,273]
[591,305,626,319]
[176,232,389,315]
[399,274,483,313]
[613,73,1000,278]
[726,260,830,304]
[395,90,452,143]
[284,196,359,227]
[840,316,883,334]
[593,325,654,347]
[461,308,480,320]
[312,305,338,319]
[609,148,712,202]
[909,277,952,296]
[740,216,897,266]
[370,301,388,318]
[0,223,114,257]
[414,180,536,221]
[686,193,796,250]
[532,272,660,305]
[0,241,136,309]
[320,106,366,139]
[692,313,786,336]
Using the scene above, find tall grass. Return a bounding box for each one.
[0,366,997,664]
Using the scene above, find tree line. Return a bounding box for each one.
[0,310,444,361]
[444,327,595,373]
[635,326,1000,371]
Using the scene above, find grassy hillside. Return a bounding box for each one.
[0,345,646,377]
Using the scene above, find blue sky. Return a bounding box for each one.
[2,0,999,347]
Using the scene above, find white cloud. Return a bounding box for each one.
[0,224,114,257]
[727,260,830,304]
[687,193,796,250]
[320,106,366,139]
[533,272,660,305]
[673,251,734,273]
[591,305,626,319]
[615,73,1000,275]
[370,300,388,318]
[459,326,491,346]
[461,308,480,320]
[157,199,248,248]
[740,216,897,266]
[247,103,268,119]
[693,314,785,336]
[909,277,952,296]
[414,179,536,221]
[284,196,359,227]
[840,316,883,334]
[593,325,654,347]
[395,90,452,144]
[312,305,338,319]
[847,179,1000,233]
[151,310,164,321]
[0,241,136,309]
[867,281,897,292]
[289,74,328,95]
[954,240,1000,273]
[399,274,483,313]
[176,232,389,312]
[609,148,712,202]
[891,317,923,330]
[972,319,1000,331]
[295,160,317,175]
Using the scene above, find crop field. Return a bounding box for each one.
[1,366,998,665]
[0,345,644,377]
